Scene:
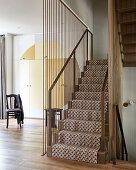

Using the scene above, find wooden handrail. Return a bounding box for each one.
[115,105,128,161]
[58,0,89,29]
[49,29,92,92]
[101,68,108,151]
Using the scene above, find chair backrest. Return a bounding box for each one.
[6,94,20,109]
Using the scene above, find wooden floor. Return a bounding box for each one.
[0,119,136,170]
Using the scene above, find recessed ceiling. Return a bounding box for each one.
[0,0,43,35]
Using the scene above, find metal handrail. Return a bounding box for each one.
[47,29,92,146]
[101,68,108,151]
[115,105,128,161]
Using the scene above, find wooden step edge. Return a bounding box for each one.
[53,130,59,145]
[123,42,136,45]
[120,32,136,36]
[58,120,64,131]
[64,110,68,119]
[123,51,136,55]
[78,78,82,84]
[98,151,106,164]
[81,72,84,78]
[118,7,136,14]
[68,101,72,109]
[84,66,87,71]
[119,20,136,25]
[72,93,75,100]
[74,85,79,92]
[47,146,52,157]
[86,60,89,66]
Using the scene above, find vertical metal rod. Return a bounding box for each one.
[48,0,52,147]
[122,136,124,160]
[73,52,76,92]
[61,3,63,110]
[56,0,57,109]
[58,0,60,109]
[42,0,45,156]
[44,0,47,154]
[51,0,54,145]
[87,31,88,61]
[91,33,93,60]
[101,91,105,152]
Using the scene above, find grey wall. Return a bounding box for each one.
[64,0,93,32]
[64,0,108,60]
[123,68,136,162]
[93,0,108,59]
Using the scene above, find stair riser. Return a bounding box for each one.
[82,77,105,84]
[119,12,136,24]
[67,110,101,121]
[52,144,99,163]
[75,92,108,101]
[84,71,106,77]
[67,110,109,123]
[87,65,107,71]
[88,60,108,65]
[62,120,102,134]
[58,131,101,148]
[71,100,108,111]
[79,84,108,92]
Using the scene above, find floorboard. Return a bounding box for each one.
[0,119,136,170]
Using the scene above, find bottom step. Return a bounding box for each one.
[52,143,99,164]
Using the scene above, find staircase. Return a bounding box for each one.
[51,59,108,164]
[116,0,136,66]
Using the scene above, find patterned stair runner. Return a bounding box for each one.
[52,59,108,164]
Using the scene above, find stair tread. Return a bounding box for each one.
[75,91,108,94]
[66,109,102,121]
[71,99,108,102]
[67,108,104,112]
[59,130,101,137]
[53,143,100,151]
[52,143,99,163]
[63,118,101,123]
[58,130,101,148]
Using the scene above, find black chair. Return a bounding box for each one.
[6,94,22,128]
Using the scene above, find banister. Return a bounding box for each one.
[101,67,108,152]
[102,68,108,92]
[58,0,88,29]
[49,29,91,92]
[115,105,128,161]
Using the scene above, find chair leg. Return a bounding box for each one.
[19,114,21,128]
[6,114,9,128]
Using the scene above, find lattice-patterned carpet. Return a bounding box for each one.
[52,59,108,164]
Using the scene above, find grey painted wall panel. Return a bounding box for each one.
[123,68,136,162]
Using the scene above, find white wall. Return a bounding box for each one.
[93,0,108,59]
[5,34,13,94]
[123,67,136,162]
[64,0,93,32]
[13,34,43,118]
